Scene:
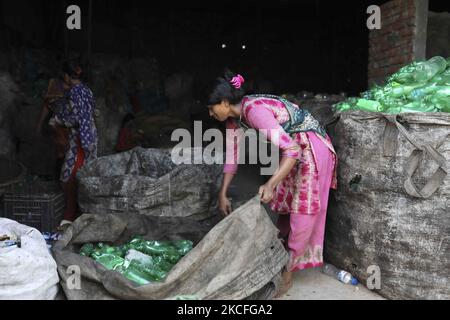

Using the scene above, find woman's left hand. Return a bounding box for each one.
[258,182,276,204]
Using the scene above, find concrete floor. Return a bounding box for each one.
[277,268,384,300]
[230,164,384,300]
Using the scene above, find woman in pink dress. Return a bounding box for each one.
[207,70,337,296]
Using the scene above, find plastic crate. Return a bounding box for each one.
[3,192,64,232]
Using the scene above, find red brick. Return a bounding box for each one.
[369,34,413,58]
[369,52,391,64]
[405,53,414,61]
[378,23,392,34]
[369,41,386,48]
[391,37,413,49]
[386,64,404,75]
[368,0,417,84]
[368,76,386,86]
[382,0,400,11]
[389,55,409,66]
[383,42,399,56]
[401,0,414,12]
[410,5,416,15]
[382,16,395,27]
[382,8,401,22]
[402,47,414,57]
[368,67,388,78]
[400,14,416,26]
[387,47,403,58]
[406,0,416,11]
[369,30,383,39]
[398,26,415,38]
[391,20,411,31]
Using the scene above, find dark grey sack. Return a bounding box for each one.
[325,111,450,300]
[77,147,223,219]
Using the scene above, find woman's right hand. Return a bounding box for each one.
[218,194,232,216]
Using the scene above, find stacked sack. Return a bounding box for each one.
[335,56,450,113]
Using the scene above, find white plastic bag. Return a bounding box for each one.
[0,218,59,300]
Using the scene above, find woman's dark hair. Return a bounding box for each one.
[208,69,246,105]
[62,60,83,80]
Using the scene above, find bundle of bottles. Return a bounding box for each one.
[335,56,450,114]
[79,237,193,286]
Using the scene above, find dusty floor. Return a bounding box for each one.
[277,268,384,300]
[231,164,384,300]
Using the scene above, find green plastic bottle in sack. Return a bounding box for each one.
[95,254,126,270]
[128,260,168,282]
[355,99,383,112]
[173,240,194,256]
[413,56,447,83]
[115,264,152,286]
[79,243,95,257]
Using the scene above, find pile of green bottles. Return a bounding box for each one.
[335,56,450,114]
[79,237,193,286]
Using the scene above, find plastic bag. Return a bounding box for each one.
[0,218,59,300]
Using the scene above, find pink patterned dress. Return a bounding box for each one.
[224,95,337,271]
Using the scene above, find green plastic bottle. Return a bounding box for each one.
[388,57,447,84]
[152,255,175,272]
[430,71,450,86]
[79,243,95,257]
[95,254,126,270]
[173,240,194,255]
[129,260,168,282]
[116,264,152,286]
[140,241,180,257]
[355,99,383,112]
[397,101,439,113]
[413,56,447,83]
[434,86,450,97]
[388,62,419,84]
[409,84,441,100]
[425,95,450,112]
[333,102,351,112]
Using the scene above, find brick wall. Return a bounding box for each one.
[368,0,428,86]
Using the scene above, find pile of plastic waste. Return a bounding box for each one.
[335,56,450,113]
[79,237,193,285]
[0,234,20,249]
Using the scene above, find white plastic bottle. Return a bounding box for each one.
[322,263,359,285]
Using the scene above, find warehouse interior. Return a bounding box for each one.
[0,0,449,301]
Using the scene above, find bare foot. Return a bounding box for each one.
[274,271,293,298]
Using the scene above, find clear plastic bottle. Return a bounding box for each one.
[322,263,358,285]
[413,56,447,83]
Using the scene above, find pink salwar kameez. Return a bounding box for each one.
[224,95,337,272]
